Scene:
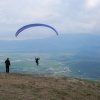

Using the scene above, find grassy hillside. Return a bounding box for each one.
[0,73,100,100]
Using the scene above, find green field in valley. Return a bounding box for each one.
[0,53,100,80]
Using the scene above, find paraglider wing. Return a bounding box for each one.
[15,23,58,37]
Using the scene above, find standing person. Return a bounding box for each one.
[35,57,40,66]
[5,58,10,73]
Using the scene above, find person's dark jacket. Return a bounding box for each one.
[5,59,10,66]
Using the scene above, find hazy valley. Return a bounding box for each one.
[0,34,100,80]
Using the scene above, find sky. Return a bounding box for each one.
[0,0,100,40]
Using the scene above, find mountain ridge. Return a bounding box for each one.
[0,33,100,53]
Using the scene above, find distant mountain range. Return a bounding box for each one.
[0,33,100,53]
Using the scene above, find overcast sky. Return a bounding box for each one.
[0,0,100,40]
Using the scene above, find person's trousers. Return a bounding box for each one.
[6,66,9,73]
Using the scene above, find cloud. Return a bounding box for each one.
[85,0,100,9]
[0,0,100,40]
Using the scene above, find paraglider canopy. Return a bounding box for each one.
[15,23,58,37]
